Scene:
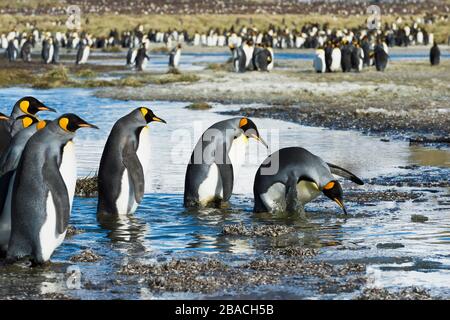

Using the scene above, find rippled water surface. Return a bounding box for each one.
[0,87,449,299]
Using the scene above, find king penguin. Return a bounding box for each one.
[97,107,166,216]
[430,42,440,66]
[253,147,364,215]
[184,117,268,208]
[7,114,97,264]
[0,116,47,252]
[168,44,182,69]
[313,47,326,73]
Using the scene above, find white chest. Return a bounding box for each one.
[197,164,223,206]
[228,134,248,181]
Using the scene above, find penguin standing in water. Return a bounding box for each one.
[184,117,268,208]
[253,147,364,214]
[430,42,440,66]
[97,107,166,216]
[7,114,97,264]
[0,116,46,251]
[374,41,389,71]
[230,44,246,73]
[313,47,326,73]
[0,97,55,158]
[135,43,150,71]
[168,44,182,69]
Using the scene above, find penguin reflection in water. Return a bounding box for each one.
[253,147,364,215]
[97,107,166,217]
[7,114,97,264]
[184,117,268,208]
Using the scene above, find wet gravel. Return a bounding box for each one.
[222,223,296,237]
[356,287,433,300]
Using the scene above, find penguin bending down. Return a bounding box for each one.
[313,48,326,73]
[97,107,166,217]
[0,116,46,251]
[430,42,440,66]
[253,147,364,214]
[184,117,268,208]
[7,114,97,264]
[253,46,272,71]
[169,44,182,69]
[0,96,55,158]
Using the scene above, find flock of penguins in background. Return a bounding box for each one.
[2,16,443,71]
[0,97,366,265]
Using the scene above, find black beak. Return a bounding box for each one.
[38,103,57,113]
[151,115,167,124]
[334,198,347,215]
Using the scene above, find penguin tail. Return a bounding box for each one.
[327,162,364,185]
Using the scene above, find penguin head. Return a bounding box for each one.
[322,180,347,215]
[139,107,166,124]
[58,113,98,132]
[15,96,56,116]
[17,115,39,129]
[238,117,268,148]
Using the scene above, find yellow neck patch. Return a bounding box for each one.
[59,117,69,131]
[324,181,335,190]
[37,120,46,130]
[140,107,148,119]
[22,117,34,128]
[19,100,30,114]
[239,118,248,128]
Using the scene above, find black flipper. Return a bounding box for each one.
[285,176,303,214]
[43,157,70,234]
[217,160,234,202]
[122,140,145,203]
[327,162,364,185]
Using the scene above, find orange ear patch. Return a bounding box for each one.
[19,100,30,113]
[37,120,47,130]
[239,118,248,128]
[22,116,33,128]
[59,117,69,131]
[324,181,335,190]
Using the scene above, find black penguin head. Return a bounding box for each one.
[139,107,166,124]
[238,117,268,148]
[0,112,9,121]
[322,180,347,215]
[58,113,98,132]
[15,96,56,115]
[16,115,39,129]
